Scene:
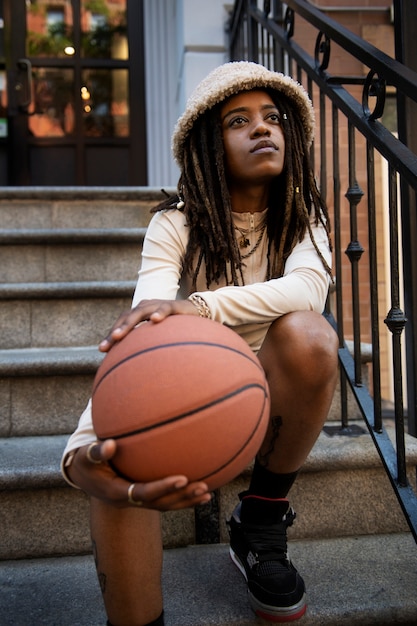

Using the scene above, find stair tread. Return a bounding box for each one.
[2,424,417,491]
[0,435,69,489]
[0,534,416,625]
[0,227,147,244]
[0,345,103,376]
[0,280,136,299]
[0,185,175,200]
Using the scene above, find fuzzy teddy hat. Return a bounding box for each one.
[171,61,315,165]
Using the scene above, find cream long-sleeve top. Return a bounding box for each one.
[61,207,332,484]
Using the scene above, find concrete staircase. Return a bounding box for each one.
[1,188,417,626]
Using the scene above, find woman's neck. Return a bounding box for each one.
[229,186,269,214]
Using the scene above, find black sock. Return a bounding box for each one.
[247,458,299,498]
[239,459,299,524]
[107,612,164,626]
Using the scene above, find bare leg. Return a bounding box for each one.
[257,311,338,473]
[90,498,164,626]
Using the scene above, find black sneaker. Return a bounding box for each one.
[227,495,306,622]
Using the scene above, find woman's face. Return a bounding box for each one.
[220,89,286,187]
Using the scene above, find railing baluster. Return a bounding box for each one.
[248,0,258,62]
[384,165,408,487]
[332,103,349,429]
[319,90,326,203]
[366,141,383,433]
[344,123,364,386]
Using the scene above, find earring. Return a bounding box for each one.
[176,187,185,209]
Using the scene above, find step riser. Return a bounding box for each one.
[219,466,411,543]
[0,243,143,283]
[0,199,156,230]
[0,374,94,437]
[1,296,132,349]
[0,461,411,560]
[0,487,196,560]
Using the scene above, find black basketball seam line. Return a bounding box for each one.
[92,340,264,394]
[107,388,270,485]
[98,382,268,440]
[197,391,269,483]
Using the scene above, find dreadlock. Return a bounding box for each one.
[154,89,332,290]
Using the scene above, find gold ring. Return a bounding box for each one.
[86,442,102,464]
[128,483,144,507]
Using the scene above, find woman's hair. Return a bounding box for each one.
[155,89,332,290]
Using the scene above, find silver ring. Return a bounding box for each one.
[86,442,102,464]
[128,483,144,507]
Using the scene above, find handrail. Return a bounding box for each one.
[231,1,417,188]
[282,0,417,100]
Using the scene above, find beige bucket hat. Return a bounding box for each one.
[171,61,315,165]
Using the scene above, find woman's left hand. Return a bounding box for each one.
[99,298,198,352]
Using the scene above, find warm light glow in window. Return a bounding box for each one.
[81,86,91,100]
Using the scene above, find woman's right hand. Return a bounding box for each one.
[98,298,198,353]
[66,439,212,511]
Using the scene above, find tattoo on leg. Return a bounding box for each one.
[258,415,283,468]
[98,572,107,594]
[92,539,107,594]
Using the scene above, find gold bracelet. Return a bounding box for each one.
[188,294,212,319]
[64,450,76,468]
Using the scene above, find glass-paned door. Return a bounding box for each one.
[5,0,146,185]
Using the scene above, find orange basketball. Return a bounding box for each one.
[91,315,270,491]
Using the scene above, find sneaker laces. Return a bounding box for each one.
[240,509,296,573]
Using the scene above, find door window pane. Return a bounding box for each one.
[26,1,74,58]
[82,68,128,137]
[28,69,75,137]
[81,0,128,59]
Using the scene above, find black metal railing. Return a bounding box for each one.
[228,0,417,540]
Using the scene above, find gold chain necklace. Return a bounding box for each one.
[234,217,266,249]
[234,212,267,258]
[239,223,267,259]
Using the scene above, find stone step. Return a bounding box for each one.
[0,342,363,437]
[0,435,196,560]
[1,426,415,560]
[0,234,144,283]
[0,282,136,349]
[0,347,100,436]
[1,534,416,625]
[0,186,170,229]
[0,227,147,243]
[0,280,137,299]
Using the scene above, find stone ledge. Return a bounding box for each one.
[0,346,103,376]
[1,534,416,625]
[0,281,136,300]
[0,435,69,490]
[0,186,176,201]
[0,227,146,244]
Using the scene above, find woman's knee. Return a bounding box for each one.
[261,311,339,381]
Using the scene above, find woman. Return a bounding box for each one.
[62,61,338,625]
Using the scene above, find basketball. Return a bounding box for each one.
[91,315,270,491]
